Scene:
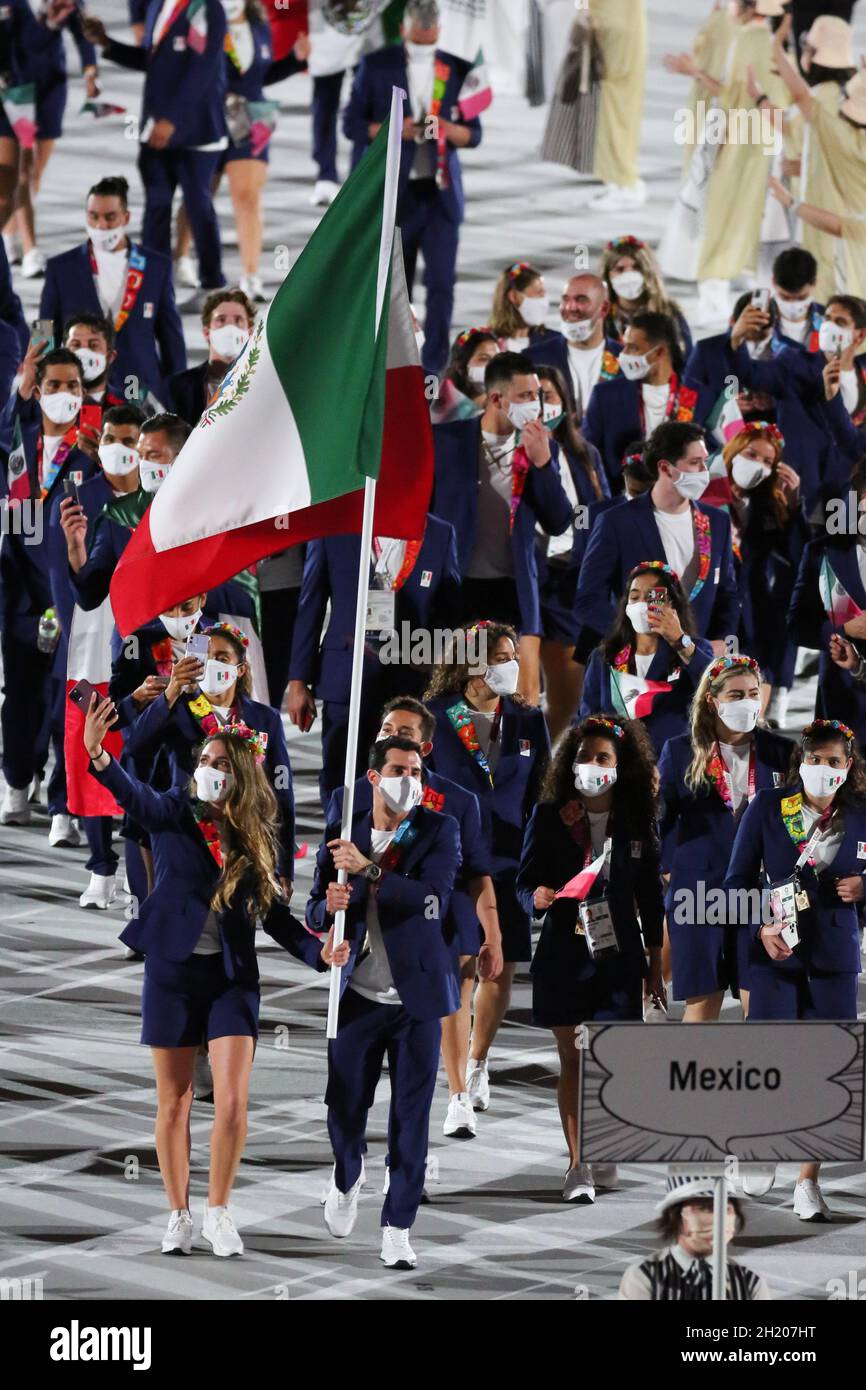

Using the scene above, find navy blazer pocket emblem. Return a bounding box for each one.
[519,740,531,756]
[173,35,186,50]
[143,302,155,318]
[714,566,720,583]
[420,569,432,587]
[773,772,782,786]
[630,840,642,858]
[858,841,866,859]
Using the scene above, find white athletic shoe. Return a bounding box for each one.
[443,1092,477,1138]
[29,776,42,804]
[3,233,21,265]
[49,814,80,848]
[563,1164,595,1203]
[1,787,31,825]
[201,1203,244,1256]
[79,873,116,910]
[592,1164,618,1191]
[123,944,143,960]
[239,272,266,303]
[21,247,46,278]
[740,1166,776,1198]
[193,1047,213,1102]
[765,687,791,729]
[380,1225,417,1269]
[175,254,199,288]
[161,1208,193,1255]
[310,179,340,207]
[587,180,646,212]
[323,1169,363,1238]
[465,1058,490,1111]
[793,1179,831,1222]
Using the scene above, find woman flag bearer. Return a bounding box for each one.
[658,655,792,1020]
[517,716,664,1204]
[725,718,866,1222]
[82,696,343,1258]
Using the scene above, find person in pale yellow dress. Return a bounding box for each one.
[674,1,740,176]
[768,174,866,301]
[586,0,647,212]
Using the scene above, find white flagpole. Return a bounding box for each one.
[326,85,406,1040]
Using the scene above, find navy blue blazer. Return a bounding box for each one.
[0,319,21,407]
[39,242,186,405]
[122,688,295,875]
[725,783,865,974]
[517,802,665,983]
[583,373,714,492]
[103,0,228,149]
[168,361,211,428]
[524,333,623,415]
[343,45,481,224]
[574,490,741,650]
[45,467,113,677]
[431,416,573,636]
[225,20,305,101]
[0,0,54,86]
[89,754,319,982]
[288,517,460,703]
[658,729,793,925]
[305,802,462,1022]
[580,637,714,755]
[789,537,866,743]
[326,770,491,946]
[15,0,94,91]
[0,232,28,359]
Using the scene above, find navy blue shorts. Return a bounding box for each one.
[668,921,751,1002]
[35,79,67,141]
[221,139,269,167]
[747,958,859,1021]
[539,561,579,645]
[531,917,644,1026]
[450,890,484,957]
[141,952,259,1047]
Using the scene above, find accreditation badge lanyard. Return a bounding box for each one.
[88,241,146,334]
[768,817,828,947]
[577,836,619,958]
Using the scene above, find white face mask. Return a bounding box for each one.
[618,351,653,382]
[799,761,847,798]
[610,270,645,300]
[731,454,772,490]
[506,398,541,430]
[819,320,854,354]
[484,659,520,696]
[74,348,107,383]
[377,773,424,814]
[221,0,245,18]
[194,765,232,803]
[199,658,238,696]
[40,391,81,425]
[542,401,564,426]
[468,362,487,385]
[560,315,595,343]
[98,441,139,477]
[716,697,761,733]
[159,609,202,641]
[140,459,171,493]
[518,296,549,328]
[574,762,617,797]
[670,465,710,501]
[406,39,435,60]
[209,323,250,362]
[87,223,125,252]
[626,601,652,635]
[775,292,811,322]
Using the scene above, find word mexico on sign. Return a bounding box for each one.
[578,1022,866,1164]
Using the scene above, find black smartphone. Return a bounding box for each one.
[63,478,80,505]
[68,679,104,711]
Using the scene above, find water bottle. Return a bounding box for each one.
[37,607,60,655]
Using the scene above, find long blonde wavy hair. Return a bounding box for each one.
[192,734,281,917]
[685,657,764,791]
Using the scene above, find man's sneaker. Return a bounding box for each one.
[587,180,646,212]
[161,1208,193,1255]
[309,179,340,207]
[201,1203,244,1256]
[21,247,46,278]
[49,814,80,847]
[793,1179,831,1222]
[380,1225,417,1269]
[193,1047,214,1102]
[175,254,199,288]
[239,272,266,303]
[123,944,144,960]
[79,873,116,910]
[1,787,30,825]
[465,1058,490,1111]
[443,1092,477,1138]
[323,1169,363,1237]
[3,233,21,265]
[563,1164,595,1203]
[592,1164,618,1191]
[29,776,42,804]
[740,1166,776,1198]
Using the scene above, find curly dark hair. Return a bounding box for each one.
[540,714,658,830]
[600,564,697,665]
[787,723,866,821]
[423,622,531,706]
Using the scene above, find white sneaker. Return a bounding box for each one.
[563,1164,595,1203]
[323,1168,363,1238]
[21,247,46,278]
[175,254,199,288]
[465,1058,490,1112]
[766,687,791,729]
[3,233,21,265]
[310,178,340,206]
[1,787,31,825]
[587,181,646,212]
[239,272,266,303]
[740,1166,776,1198]
[201,1203,244,1256]
[123,944,143,960]
[193,1047,213,1102]
[443,1092,477,1138]
[79,873,116,910]
[592,1163,618,1191]
[161,1208,193,1255]
[380,1225,417,1269]
[49,814,80,848]
[793,1179,831,1223]
[29,776,42,804]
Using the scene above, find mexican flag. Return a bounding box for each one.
[705,390,745,446]
[555,842,611,902]
[1,83,36,149]
[110,101,432,638]
[64,603,124,817]
[187,0,208,53]
[819,555,863,626]
[457,48,492,119]
[610,667,673,720]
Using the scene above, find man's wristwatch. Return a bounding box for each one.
[676,633,694,654]
[364,863,383,884]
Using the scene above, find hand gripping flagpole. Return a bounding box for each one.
[326,85,406,1040]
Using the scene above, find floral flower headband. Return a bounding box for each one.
[583,716,625,740]
[455,325,494,348]
[204,622,249,651]
[622,451,644,470]
[606,235,645,253]
[737,421,784,449]
[708,654,760,682]
[629,559,679,584]
[205,720,268,763]
[803,718,855,744]
[506,261,534,282]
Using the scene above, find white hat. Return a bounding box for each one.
[657,1174,723,1215]
[805,15,853,70]
[755,0,786,16]
[841,69,866,127]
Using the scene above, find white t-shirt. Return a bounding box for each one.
[778,313,809,344]
[801,803,844,871]
[469,705,502,773]
[653,505,695,583]
[641,382,670,436]
[407,47,436,179]
[567,341,604,416]
[228,18,254,73]
[634,651,655,679]
[840,368,859,415]
[718,740,752,814]
[586,808,610,869]
[93,245,129,319]
[466,432,515,579]
[349,828,401,1005]
[41,433,67,467]
[544,457,579,561]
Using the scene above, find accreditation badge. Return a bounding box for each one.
[577,897,619,958]
[365,588,395,631]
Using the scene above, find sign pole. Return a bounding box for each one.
[712,1172,728,1300]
